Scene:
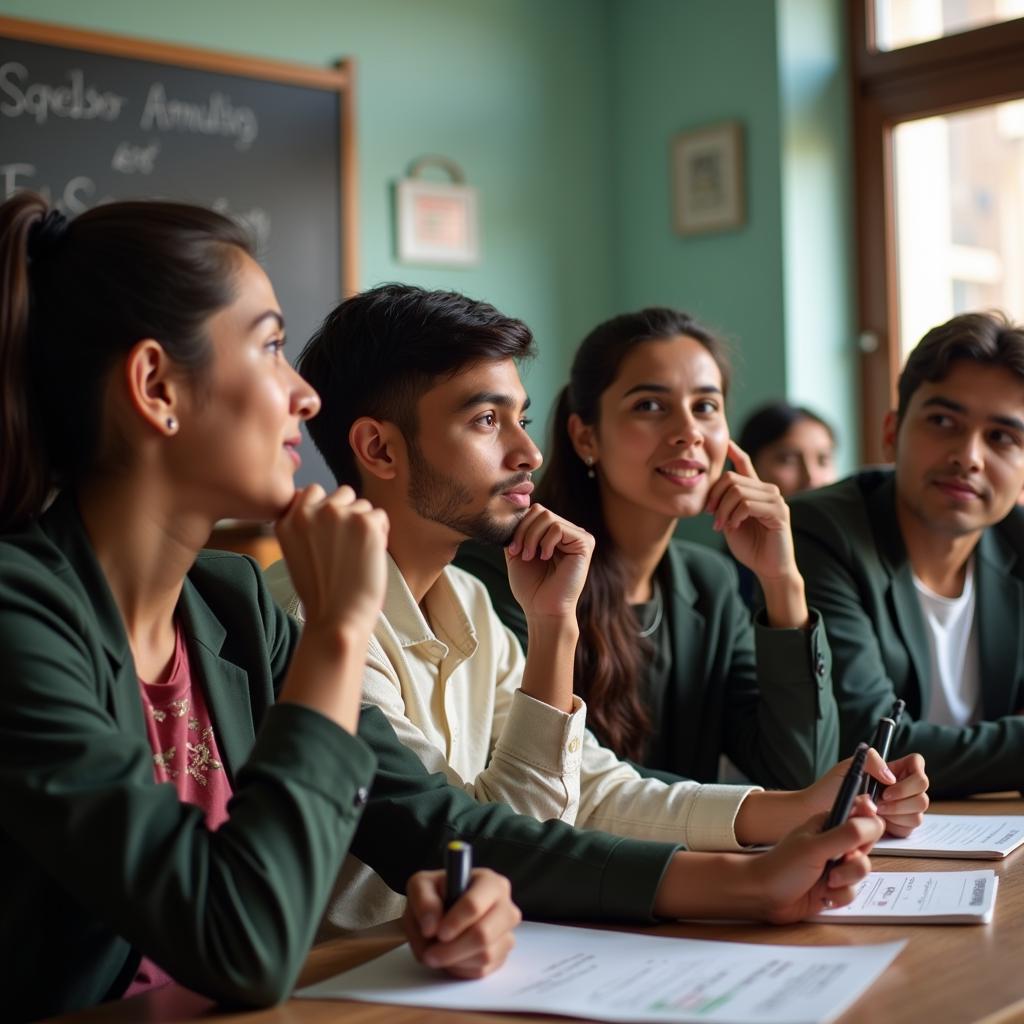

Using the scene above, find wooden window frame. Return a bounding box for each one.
[849,2,1024,461]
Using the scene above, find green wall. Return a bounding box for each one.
[609,0,788,418]
[778,0,857,471]
[1,0,857,487]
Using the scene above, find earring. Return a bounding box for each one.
[585,456,595,480]
[165,415,178,434]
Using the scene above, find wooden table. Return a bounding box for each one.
[50,798,1024,1024]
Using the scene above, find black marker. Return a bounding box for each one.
[861,699,906,802]
[444,840,472,911]
[821,742,870,877]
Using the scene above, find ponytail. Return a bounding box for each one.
[0,193,51,531]
[0,192,253,532]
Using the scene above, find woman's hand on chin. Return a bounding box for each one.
[705,441,809,628]
[705,440,798,577]
[275,484,389,636]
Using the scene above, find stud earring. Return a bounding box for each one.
[165,415,178,433]
[585,456,596,480]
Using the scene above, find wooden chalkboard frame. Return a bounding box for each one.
[0,14,358,295]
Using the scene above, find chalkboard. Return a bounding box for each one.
[0,15,356,488]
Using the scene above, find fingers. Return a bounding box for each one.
[705,474,788,532]
[871,752,929,834]
[408,869,521,979]
[879,784,929,814]
[880,753,929,800]
[435,869,520,945]
[726,440,758,478]
[824,848,873,892]
[817,848,873,911]
[704,441,759,516]
[815,797,884,856]
[276,483,377,539]
[507,504,593,561]
[274,484,390,632]
[863,748,898,787]
[879,816,920,838]
[404,870,446,943]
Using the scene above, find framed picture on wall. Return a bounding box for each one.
[396,178,480,266]
[671,120,745,236]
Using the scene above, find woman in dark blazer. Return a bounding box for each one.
[0,193,518,1020]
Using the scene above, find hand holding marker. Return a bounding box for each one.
[821,742,870,879]
[861,699,906,802]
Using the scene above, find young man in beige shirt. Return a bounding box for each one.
[267,284,927,930]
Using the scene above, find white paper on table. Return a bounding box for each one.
[811,870,998,924]
[297,921,906,1024]
[872,815,1024,859]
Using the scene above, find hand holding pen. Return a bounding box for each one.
[402,842,522,979]
[861,699,905,801]
[859,699,929,837]
[820,742,871,880]
[746,781,881,923]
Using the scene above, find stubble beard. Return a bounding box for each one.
[407,440,523,547]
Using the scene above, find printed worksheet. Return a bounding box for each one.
[872,815,1024,859]
[811,870,998,924]
[298,921,905,1024]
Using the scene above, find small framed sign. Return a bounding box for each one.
[671,121,745,236]
[396,156,479,267]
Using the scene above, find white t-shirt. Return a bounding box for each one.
[912,558,981,728]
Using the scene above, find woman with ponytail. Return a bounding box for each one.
[0,193,519,1020]
[456,309,928,804]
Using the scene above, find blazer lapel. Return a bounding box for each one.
[889,566,932,717]
[178,578,254,781]
[664,545,710,772]
[869,479,932,716]
[975,527,1024,718]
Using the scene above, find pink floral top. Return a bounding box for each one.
[124,619,233,998]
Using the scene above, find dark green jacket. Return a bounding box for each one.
[454,539,837,789]
[0,497,678,1022]
[791,469,1024,796]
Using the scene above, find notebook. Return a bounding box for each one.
[873,814,1024,859]
[811,869,998,924]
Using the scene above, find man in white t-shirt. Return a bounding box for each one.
[792,311,1024,796]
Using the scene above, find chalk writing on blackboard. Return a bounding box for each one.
[0,61,125,121]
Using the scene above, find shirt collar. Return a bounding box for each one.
[382,554,477,658]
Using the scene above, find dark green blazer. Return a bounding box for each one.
[0,496,677,1022]
[454,539,837,790]
[791,469,1024,796]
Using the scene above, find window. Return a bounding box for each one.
[850,1,1024,459]
[874,0,1024,51]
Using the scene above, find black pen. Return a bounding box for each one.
[444,839,472,911]
[821,742,870,877]
[861,699,906,802]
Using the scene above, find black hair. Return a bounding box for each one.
[898,311,1024,419]
[298,284,535,490]
[0,191,252,531]
[737,402,835,462]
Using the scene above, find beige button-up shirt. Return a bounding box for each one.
[266,555,759,930]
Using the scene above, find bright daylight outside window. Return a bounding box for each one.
[893,99,1024,361]
[875,0,1024,50]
